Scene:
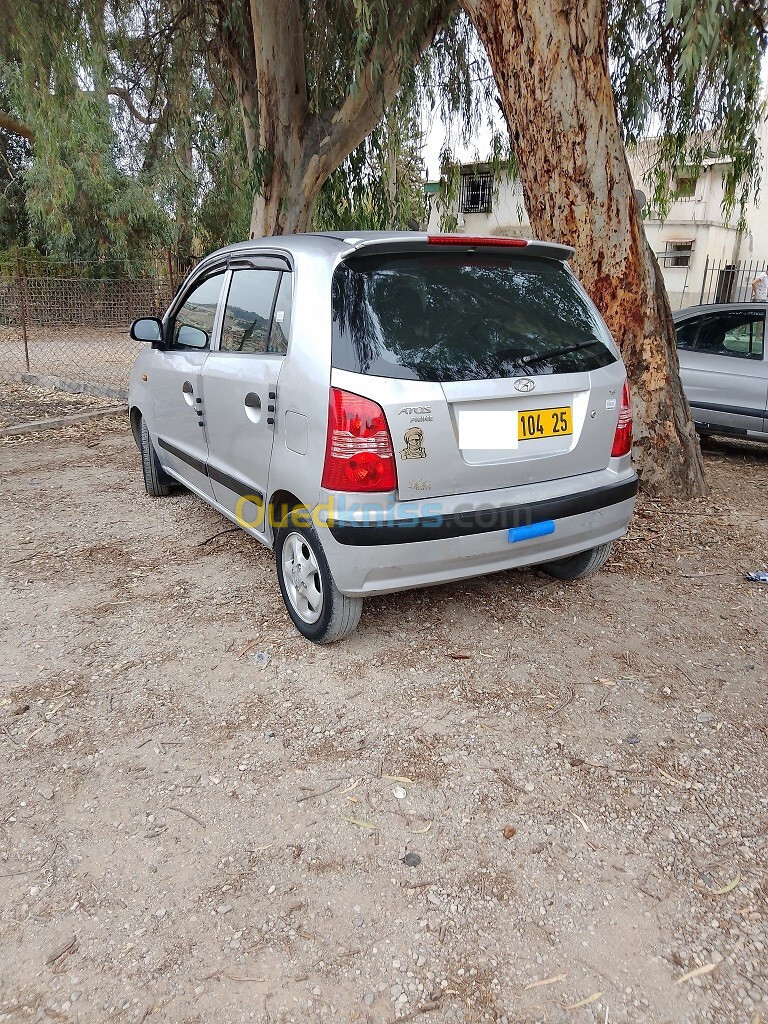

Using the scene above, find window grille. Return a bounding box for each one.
[460,173,493,214]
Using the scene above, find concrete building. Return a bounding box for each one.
[426,121,768,311]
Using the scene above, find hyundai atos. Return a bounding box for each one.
[129,232,637,643]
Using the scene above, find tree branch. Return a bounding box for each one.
[208,0,260,166]
[141,98,171,173]
[309,5,449,184]
[107,87,158,125]
[0,110,35,144]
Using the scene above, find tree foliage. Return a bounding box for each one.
[0,0,254,263]
[0,0,465,254]
[1,2,169,267]
[2,0,765,260]
[313,95,429,231]
[0,79,30,249]
[609,0,768,218]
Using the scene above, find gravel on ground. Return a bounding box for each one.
[1,417,766,1024]
[0,380,119,430]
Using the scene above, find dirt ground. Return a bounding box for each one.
[1,414,767,1024]
[0,381,119,430]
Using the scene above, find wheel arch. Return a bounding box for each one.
[269,488,305,526]
[129,406,143,448]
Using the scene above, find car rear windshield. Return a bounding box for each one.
[331,252,616,382]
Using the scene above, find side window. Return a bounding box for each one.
[220,269,280,353]
[723,317,764,357]
[268,272,293,354]
[695,312,765,359]
[675,319,699,350]
[170,273,224,350]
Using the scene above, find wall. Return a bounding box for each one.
[738,119,768,262]
[427,173,531,236]
[625,141,749,309]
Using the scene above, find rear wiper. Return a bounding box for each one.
[516,338,602,368]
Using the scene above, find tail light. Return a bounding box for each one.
[321,388,397,492]
[611,380,633,457]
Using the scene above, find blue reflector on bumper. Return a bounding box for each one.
[508,520,556,543]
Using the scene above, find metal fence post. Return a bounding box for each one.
[16,255,30,372]
[166,249,176,304]
[698,254,709,305]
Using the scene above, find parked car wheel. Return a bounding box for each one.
[275,517,362,643]
[541,541,613,581]
[140,416,174,497]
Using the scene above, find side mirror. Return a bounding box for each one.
[130,317,163,343]
[176,325,208,349]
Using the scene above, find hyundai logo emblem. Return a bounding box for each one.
[513,378,536,393]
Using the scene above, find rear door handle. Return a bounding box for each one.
[244,392,262,424]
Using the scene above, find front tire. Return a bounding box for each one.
[140,417,174,497]
[541,541,613,581]
[275,516,362,643]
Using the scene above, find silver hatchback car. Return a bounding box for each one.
[129,232,637,642]
[673,303,768,442]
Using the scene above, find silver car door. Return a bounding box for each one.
[152,270,226,496]
[202,263,291,534]
[677,309,767,437]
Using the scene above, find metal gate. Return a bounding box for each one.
[698,257,768,305]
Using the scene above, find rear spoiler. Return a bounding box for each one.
[338,232,575,262]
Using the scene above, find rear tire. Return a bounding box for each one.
[541,541,613,581]
[140,417,174,497]
[275,514,362,643]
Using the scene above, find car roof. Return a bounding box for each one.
[194,231,575,267]
[673,302,768,320]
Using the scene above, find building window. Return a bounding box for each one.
[674,169,698,201]
[663,241,693,268]
[460,172,493,214]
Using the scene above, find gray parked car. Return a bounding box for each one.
[128,232,637,643]
[673,303,768,442]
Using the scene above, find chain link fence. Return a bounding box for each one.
[0,253,195,400]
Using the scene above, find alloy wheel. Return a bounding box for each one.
[281,532,324,624]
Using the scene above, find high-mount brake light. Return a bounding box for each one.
[611,380,633,457]
[321,388,397,492]
[427,235,528,248]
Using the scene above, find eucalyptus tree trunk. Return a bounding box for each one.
[235,0,445,238]
[463,0,707,498]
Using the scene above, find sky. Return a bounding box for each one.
[422,108,502,181]
[418,29,507,182]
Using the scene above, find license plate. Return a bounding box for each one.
[518,406,572,441]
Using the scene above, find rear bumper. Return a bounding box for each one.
[317,472,637,596]
[327,477,636,545]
